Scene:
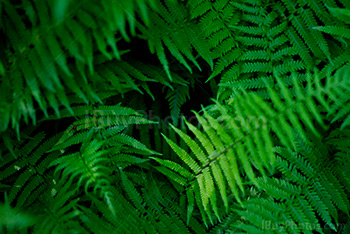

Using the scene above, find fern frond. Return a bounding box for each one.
[34,181,83,234]
[152,71,350,224]
[137,1,212,80]
[0,0,161,138]
[166,84,190,126]
[0,132,60,209]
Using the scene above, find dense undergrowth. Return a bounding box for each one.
[1,0,350,233]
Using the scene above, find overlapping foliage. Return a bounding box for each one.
[1,0,350,233]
